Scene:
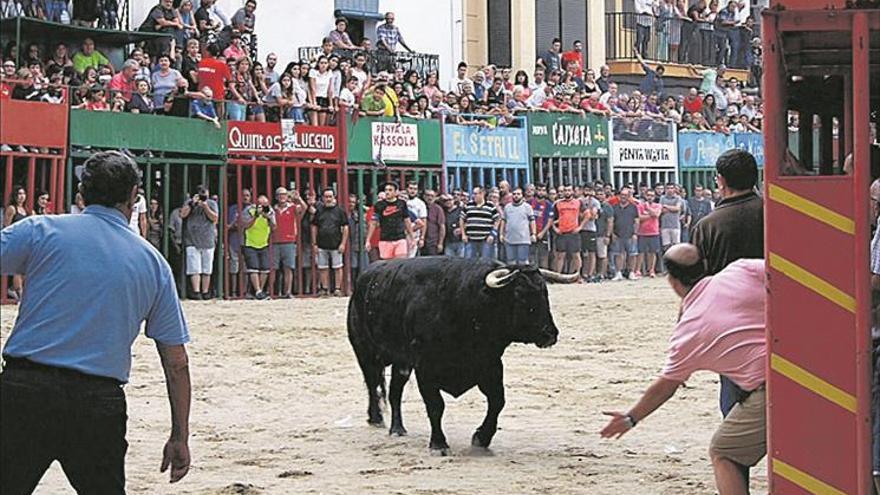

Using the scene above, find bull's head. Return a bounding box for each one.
[484,266,575,348]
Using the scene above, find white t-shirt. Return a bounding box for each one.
[339,87,356,107]
[407,197,428,241]
[310,69,334,99]
[130,195,146,234]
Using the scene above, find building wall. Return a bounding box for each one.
[131,0,463,85]
[463,0,488,69]
[510,0,536,75]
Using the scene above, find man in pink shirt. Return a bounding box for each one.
[600,243,766,495]
[108,59,139,102]
[636,189,662,278]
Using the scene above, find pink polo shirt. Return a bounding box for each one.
[661,259,767,391]
[637,202,661,236]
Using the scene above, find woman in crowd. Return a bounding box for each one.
[128,78,155,114]
[150,53,185,108]
[4,186,29,301]
[11,69,40,101]
[725,77,743,107]
[263,71,293,122]
[415,95,431,119]
[84,84,109,111]
[350,52,371,96]
[329,56,344,112]
[456,95,489,128]
[110,90,127,112]
[663,95,682,123]
[177,0,199,43]
[402,70,420,101]
[24,43,42,66]
[33,191,50,215]
[46,42,73,72]
[252,61,270,102]
[288,64,308,123]
[309,55,334,126]
[513,70,530,98]
[421,71,441,102]
[147,198,163,250]
[226,57,255,121]
[701,93,718,126]
[581,69,599,95]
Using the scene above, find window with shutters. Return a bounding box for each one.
[534,0,588,66]
[487,0,512,67]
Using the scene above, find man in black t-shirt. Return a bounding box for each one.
[311,188,349,296]
[365,182,413,260]
[180,38,200,92]
[689,148,763,483]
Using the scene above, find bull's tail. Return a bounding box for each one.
[348,298,387,426]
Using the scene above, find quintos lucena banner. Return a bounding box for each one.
[227,120,338,159]
[608,117,678,169]
[371,122,419,162]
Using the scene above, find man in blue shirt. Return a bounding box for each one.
[0,151,192,492]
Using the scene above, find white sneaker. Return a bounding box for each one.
[612,272,624,281]
[628,272,639,281]
[0,144,12,152]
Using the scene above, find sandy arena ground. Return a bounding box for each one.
[1,278,767,494]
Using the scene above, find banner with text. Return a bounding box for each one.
[347,117,442,165]
[678,131,764,169]
[444,124,529,166]
[526,112,608,158]
[609,117,677,169]
[227,121,338,159]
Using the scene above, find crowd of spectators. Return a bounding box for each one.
[631,0,760,73]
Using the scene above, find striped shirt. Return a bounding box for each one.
[461,201,499,241]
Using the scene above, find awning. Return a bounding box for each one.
[334,8,384,21]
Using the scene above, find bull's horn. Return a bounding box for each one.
[485,268,517,288]
[539,269,580,284]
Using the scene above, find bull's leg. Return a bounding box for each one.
[415,371,450,455]
[354,350,385,426]
[472,361,505,449]
[389,365,411,436]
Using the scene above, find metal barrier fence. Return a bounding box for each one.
[532,157,609,188]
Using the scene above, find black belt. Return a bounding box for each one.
[1,356,123,387]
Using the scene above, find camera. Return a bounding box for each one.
[195,186,208,202]
[261,205,271,214]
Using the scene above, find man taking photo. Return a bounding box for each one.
[1,151,191,492]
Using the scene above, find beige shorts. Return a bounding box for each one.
[709,387,767,467]
[596,236,609,259]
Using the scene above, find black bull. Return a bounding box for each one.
[347,257,576,454]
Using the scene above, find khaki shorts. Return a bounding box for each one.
[709,386,767,467]
[596,236,609,259]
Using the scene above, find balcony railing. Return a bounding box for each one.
[605,12,756,69]
[297,47,439,78]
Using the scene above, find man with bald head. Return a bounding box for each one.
[601,244,766,495]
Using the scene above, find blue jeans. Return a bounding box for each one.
[226,101,246,121]
[1,358,128,494]
[444,241,464,258]
[465,240,494,259]
[636,24,651,57]
[504,243,530,265]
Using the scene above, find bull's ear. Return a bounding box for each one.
[485,268,518,289]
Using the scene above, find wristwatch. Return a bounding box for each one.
[624,414,638,429]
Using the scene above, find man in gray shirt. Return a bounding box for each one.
[659,183,686,250]
[499,187,536,265]
[180,184,219,300]
[580,189,601,282]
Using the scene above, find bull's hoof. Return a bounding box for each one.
[471,430,492,448]
[367,416,385,428]
[389,424,408,437]
[430,447,451,457]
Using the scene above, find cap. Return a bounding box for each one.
[275,186,288,195]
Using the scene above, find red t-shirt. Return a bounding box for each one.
[580,99,608,112]
[109,72,134,101]
[637,202,661,236]
[0,82,11,99]
[366,206,380,245]
[683,96,703,115]
[554,198,583,234]
[197,56,232,100]
[273,204,299,243]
